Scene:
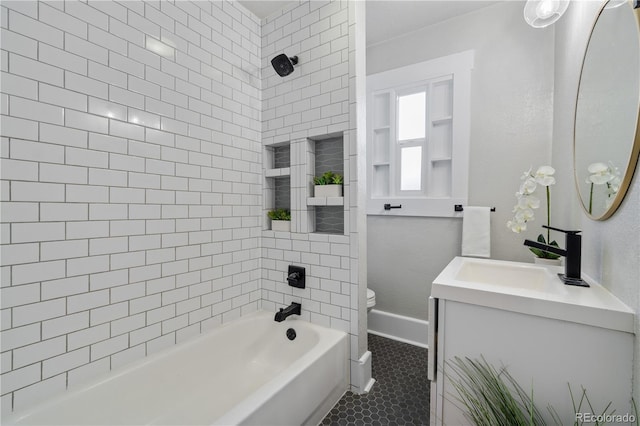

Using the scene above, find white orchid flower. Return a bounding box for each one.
[533,166,556,186]
[515,208,535,222]
[518,194,540,209]
[586,162,614,185]
[519,177,537,195]
[608,175,621,195]
[507,165,555,238]
[607,162,621,194]
[507,219,527,233]
[587,162,608,174]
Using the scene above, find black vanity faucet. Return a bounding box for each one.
[524,225,589,287]
[274,302,302,322]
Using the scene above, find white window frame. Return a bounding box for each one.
[366,50,473,217]
[395,86,428,196]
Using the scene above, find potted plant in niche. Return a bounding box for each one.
[507,166,562,265]
[313,171,343,198]
[268,208,291,232]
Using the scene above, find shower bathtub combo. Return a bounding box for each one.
[4,310,348,425]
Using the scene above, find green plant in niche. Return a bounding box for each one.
[267,208,291,221]
[313,171,343,185]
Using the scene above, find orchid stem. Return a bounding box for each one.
[588,183,594,215]
[546,186,550,243]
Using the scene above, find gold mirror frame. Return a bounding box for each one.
[573,0,640,220]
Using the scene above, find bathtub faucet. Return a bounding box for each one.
[274,302,301,322]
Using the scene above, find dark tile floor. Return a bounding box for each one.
[321,334,430,426]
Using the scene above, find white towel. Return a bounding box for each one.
[461,206,491,258]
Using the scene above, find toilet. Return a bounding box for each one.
[366,288,376,312]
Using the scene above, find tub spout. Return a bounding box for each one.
[274,302,301,322]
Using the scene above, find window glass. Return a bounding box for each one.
[400,146,422,191]
[398,92,426,141]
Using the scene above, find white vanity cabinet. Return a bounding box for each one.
[428,257,635,426]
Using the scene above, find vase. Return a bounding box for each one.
[533,257,562,266]
[314,184,343,198]
[271,220,290,232]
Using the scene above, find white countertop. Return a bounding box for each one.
[431,257,635,333]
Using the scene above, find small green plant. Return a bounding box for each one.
[447,356,546,426]
[267,208,290,221]
[548,383,636,426]
[313,171,343,185]
[447,356,637,426]
[528,234,562,260]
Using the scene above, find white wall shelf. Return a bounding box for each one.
[431,116,452,125]
[307,197,344,206]
[265,167,290,178]
[263,144,291,231]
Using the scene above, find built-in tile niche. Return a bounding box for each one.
[264,143,290,231]
[308,135,345,234]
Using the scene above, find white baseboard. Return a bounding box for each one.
[367,309,429,348]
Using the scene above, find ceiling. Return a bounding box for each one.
[236,1,295,20]
[237,1,502,46]
[366,1,501,47]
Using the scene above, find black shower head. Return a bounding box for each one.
[271,54,298,77]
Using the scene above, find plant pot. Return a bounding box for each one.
[271,220,290,232]
[533,257,562,266]
[314,184,343,198]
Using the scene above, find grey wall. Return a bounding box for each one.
[552,0,640,406]
[366,1,555,320]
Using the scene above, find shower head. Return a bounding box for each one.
[271,54,298,77]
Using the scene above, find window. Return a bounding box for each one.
[367,51,473,217]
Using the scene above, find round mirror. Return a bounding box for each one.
[574,0,640,220]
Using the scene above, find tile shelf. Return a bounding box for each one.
[262,133,345,234]
[265,167,290,178]
[307,197,344,206]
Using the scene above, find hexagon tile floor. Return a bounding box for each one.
[321,333,430,425]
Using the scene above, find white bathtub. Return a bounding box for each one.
[4,311,349,425]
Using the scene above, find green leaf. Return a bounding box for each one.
[267,208,290,221]
[446,356,547,426]
[531,234,561,260]
[314,171,343,185]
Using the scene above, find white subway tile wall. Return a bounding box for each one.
[0,0,263,413]
[260,0,362,385]
[1,0,363,415]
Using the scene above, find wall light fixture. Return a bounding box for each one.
[524,0,570,28]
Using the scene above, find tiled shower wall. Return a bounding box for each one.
[260,0,364,387]
[0,0,263,412]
